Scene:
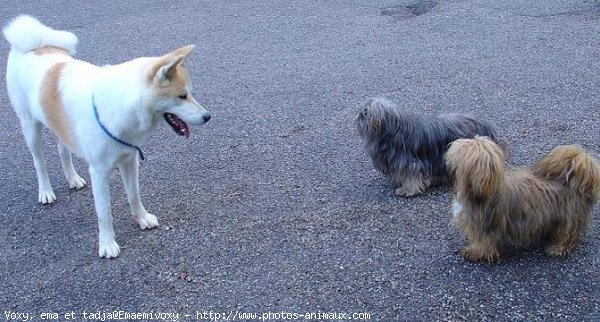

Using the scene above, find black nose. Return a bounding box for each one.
[203,114,211,123]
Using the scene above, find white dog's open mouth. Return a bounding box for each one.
[164,113,190,138]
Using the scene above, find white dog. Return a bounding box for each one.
[3,15,211,258]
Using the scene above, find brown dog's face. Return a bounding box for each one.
[446,136,505,199]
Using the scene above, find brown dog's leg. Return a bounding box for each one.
[461,237,501,262]
[544,226,580,257]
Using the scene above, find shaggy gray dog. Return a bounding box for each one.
[356,97,500,196]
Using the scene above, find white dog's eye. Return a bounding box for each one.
[178,94,188,100]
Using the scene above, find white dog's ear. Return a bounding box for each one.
[168,44,195,58]
[157,55,185,82]
[150,45,195,84]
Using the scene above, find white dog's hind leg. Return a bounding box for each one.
[90,166,120,258]
[118,156,159,230]
[7,55,54,203]
[20,116,56,204]
[58,142,86,189]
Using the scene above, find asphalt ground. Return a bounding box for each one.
[0,1,599,321]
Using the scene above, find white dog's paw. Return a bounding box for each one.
[98,239,120,258]
[39,190,56,204]
[136,212,159,230]
[68,175,87,189]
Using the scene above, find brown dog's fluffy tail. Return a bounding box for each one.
[532,145,600,201]
[445,136,505,199]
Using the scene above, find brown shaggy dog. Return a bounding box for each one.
[445,136,600,262]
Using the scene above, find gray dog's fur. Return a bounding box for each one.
[356,97,501,196]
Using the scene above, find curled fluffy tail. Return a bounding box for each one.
[3,15,77,55]
[532,145,600,200]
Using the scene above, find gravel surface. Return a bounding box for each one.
[0,1,599,321]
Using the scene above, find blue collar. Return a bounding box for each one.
[92,95,145,161]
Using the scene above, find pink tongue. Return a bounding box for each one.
[172,115,190,138]
[181,122,190,139]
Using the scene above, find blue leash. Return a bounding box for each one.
[92,95,145,161]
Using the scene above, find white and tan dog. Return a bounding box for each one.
[3,15,211,258]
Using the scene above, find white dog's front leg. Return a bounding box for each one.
[118,156,158,230]
[89,166,120,258]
